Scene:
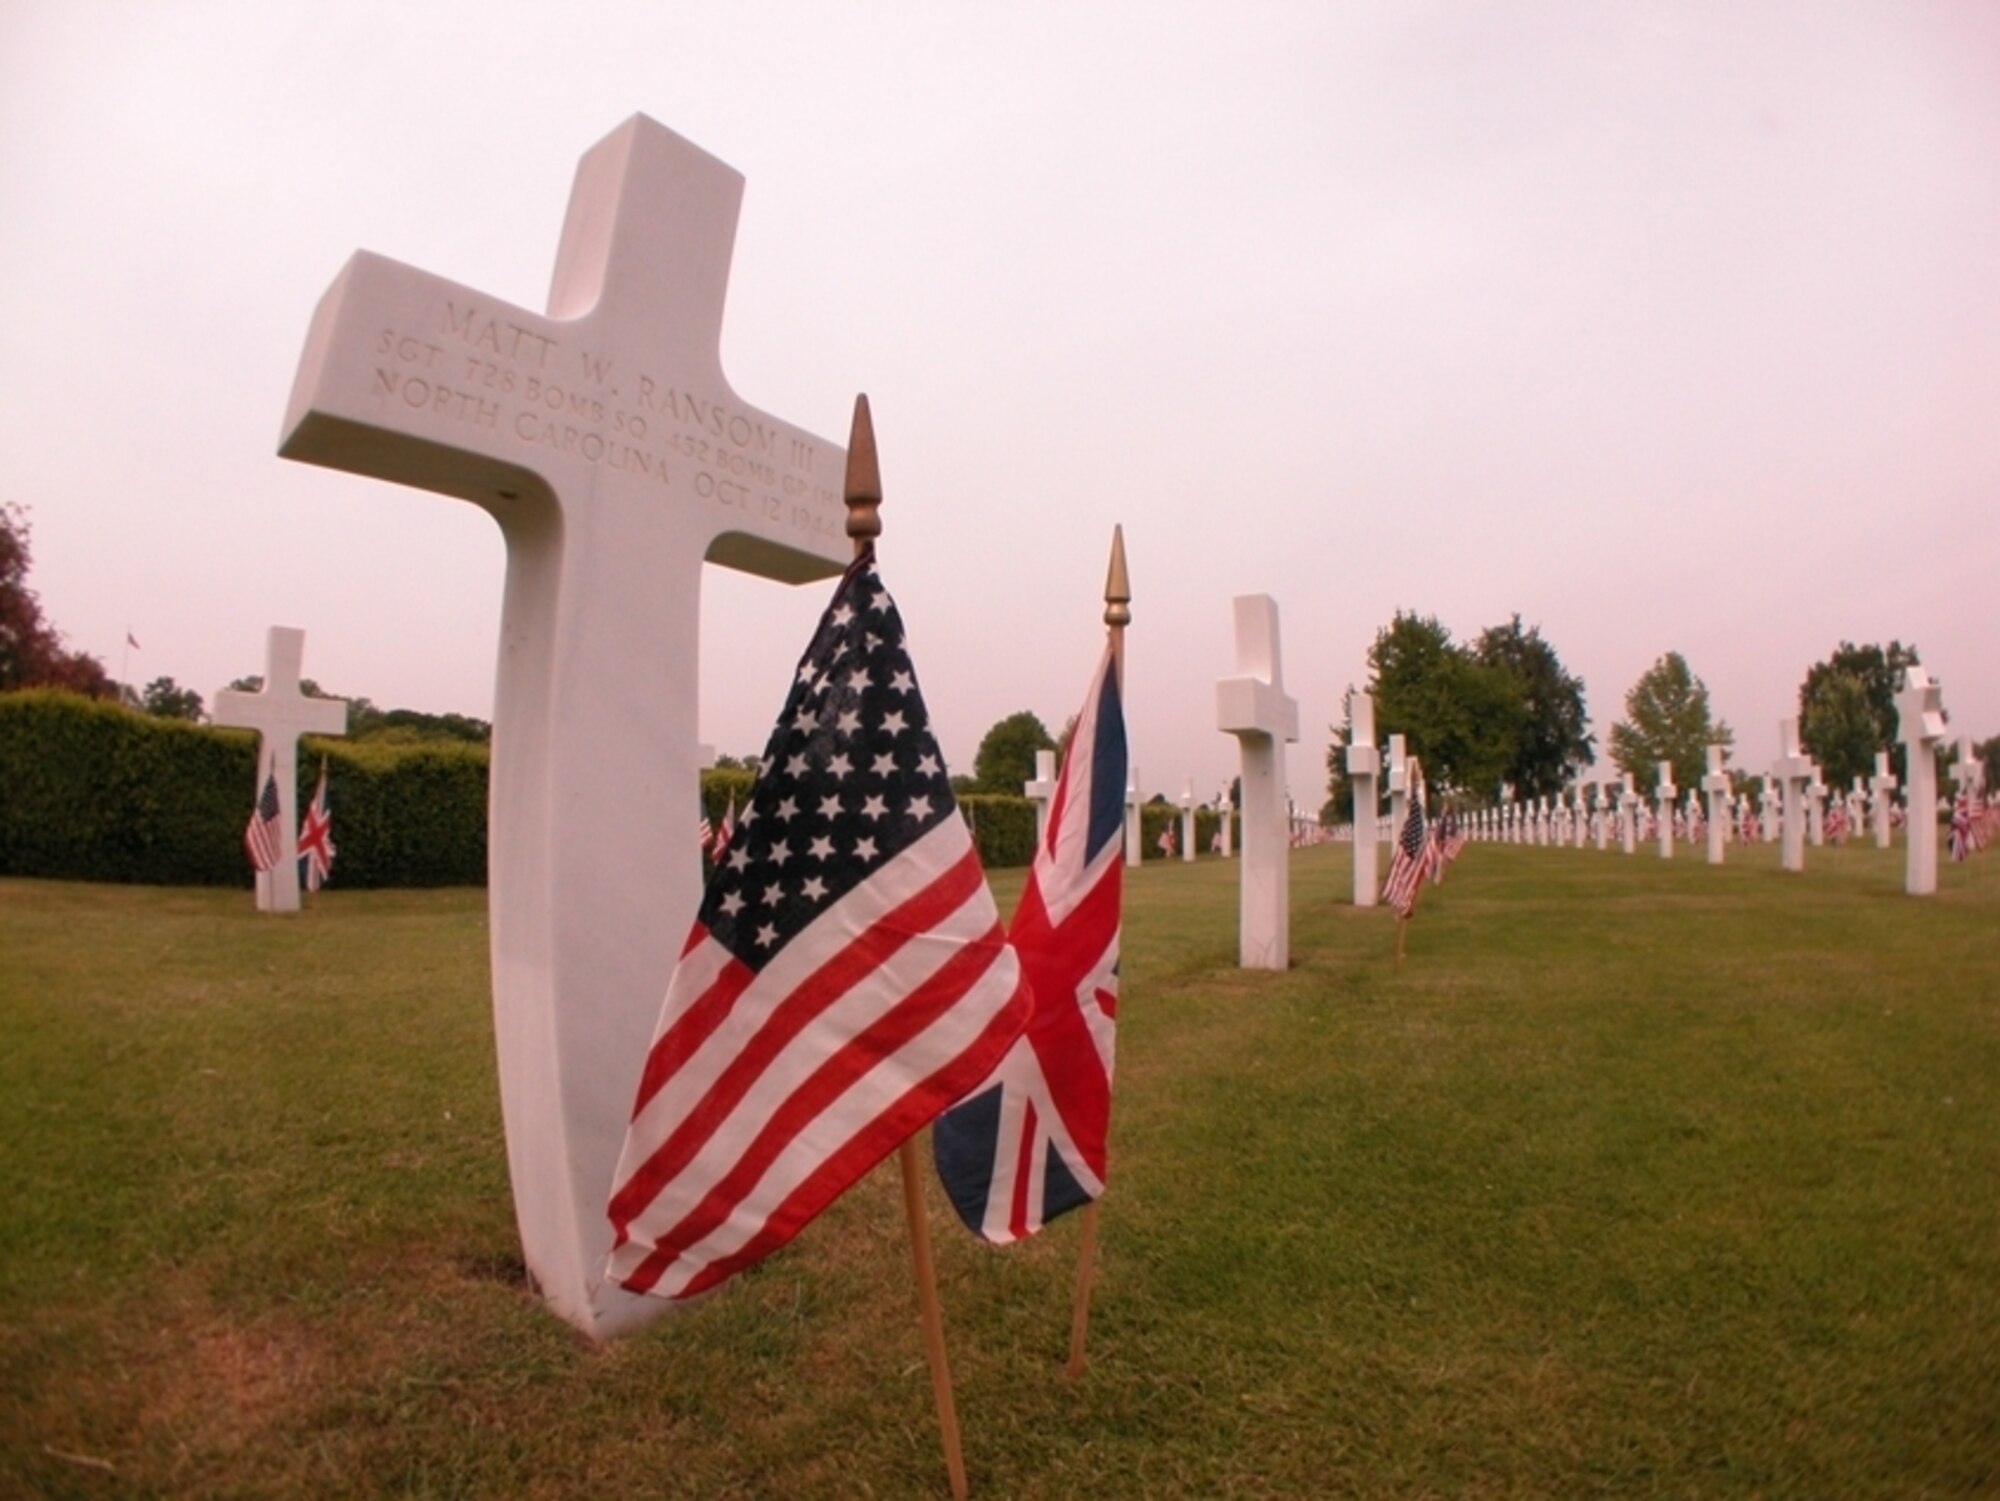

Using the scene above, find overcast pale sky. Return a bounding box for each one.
[3,1,1994,806]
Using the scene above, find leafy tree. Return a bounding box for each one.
[1797,640,1920,787]
[1474,615,1591,801]
[366,706,489,743]
[222,674,486,743]
[1609,651,1732,794]
[1323,690,1356,824]
[0,502,112,696]
[1367,611,1525,798]
[141,676,204,721]
[971,710,1056,794]
[1978,735,2000,792]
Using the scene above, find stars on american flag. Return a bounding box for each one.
[699,556,953,965]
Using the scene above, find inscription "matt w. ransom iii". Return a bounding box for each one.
[364,299,837,535]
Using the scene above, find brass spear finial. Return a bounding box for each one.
[844,393,881,554]
[1103,523,1130,628]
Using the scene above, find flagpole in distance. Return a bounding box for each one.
[845,394,970,1501]
[1066,524,1128,1381]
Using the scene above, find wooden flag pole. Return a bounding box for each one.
[846,394,968,1501]
[1066,524,1129,1381]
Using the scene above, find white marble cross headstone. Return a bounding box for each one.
[1772,718,1814,874]
[278,117,850,1340]
[1387,733,1410,843]
[212,626,349,913]
[1896,668,1947,895]
[1806,764,1828,846]
[1216,594,1299,970]
[1179,778,1198,862]
[1347,688,1380,907]
[1024,747,1058,848]
[1618,774,1638,854]
[1950,732,1985,801]
[1870,750,1898,849]
[1217,787,1234,858]
[1701,744,1730,864]
[1655,761,1677,858]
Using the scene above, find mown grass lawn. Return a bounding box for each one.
[2,839,1995,1498]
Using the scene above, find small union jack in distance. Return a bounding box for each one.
[244,752,282,873]
[605,547,1029,1301]
[933,641,1126,1243]
[298,760,335,892]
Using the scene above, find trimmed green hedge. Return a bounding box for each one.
[0,693,1076,888]
[0,690,253,885]
[0,691,491,888]
[309,738,488,888]
[959,794,1037,870]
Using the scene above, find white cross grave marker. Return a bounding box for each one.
[1950,732,1985,802]
[213,626,349,913]
[1217,788,1235,858]
[1387,733,1410,844]
[278,117,850,1340]
[1216,594,1300,970]
[1618,774,1638,854]
[1179,778,1198,863]
[1870,751,1898,849]
[1347,688,1380,907]
[1896,668,1947,895]
[1656,761,1677,858]
[1772,718,1814,874]
[1807,764,1828,846]
[1702,745,1730,865]
[1024,748,1058,848]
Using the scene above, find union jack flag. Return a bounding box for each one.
[933,641,1125,1243]
[297,760,334,891]
[244,751,282,873]
[1383,779,1433,918]
[605,548,1030,1300]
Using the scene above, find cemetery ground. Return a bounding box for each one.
[3,845,1995,1500]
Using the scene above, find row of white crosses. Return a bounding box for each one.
[1369,666,1964,901]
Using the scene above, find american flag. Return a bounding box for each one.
[1382,779,1433,918]
[1432,807,1465,882]
[605,548,1031,1301]
[932,642,1125,1243]
[297,760,334,892]
[710,793,736,866]
[244,752,282,873]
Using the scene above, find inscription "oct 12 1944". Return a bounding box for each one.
[364,300,840,535]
